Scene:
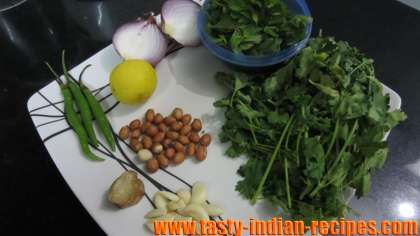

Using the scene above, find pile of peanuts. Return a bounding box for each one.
[119,108,211,173]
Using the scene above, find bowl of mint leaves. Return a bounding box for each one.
[197,0,312,68]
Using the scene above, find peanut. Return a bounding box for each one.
[172,108,183,120]
[129,119,141,130]
[200,134,212,146]
[119,126,130,140]
[141,121,152,133]
[153,132,166,143]
[195,145,207,161]
[173,152,185,165]
[178,135,190,145]
[180,125,192,136]
[157,154,169,168]
[146,158,159,173]
[142,136,153,149]
[131,129,141,139]
[145,109,155,122]
[166,131,179,140]
[164,116,176,125]
[186,143,196,156]
[181,114,192,125]
[158,123,168,132]
[171,122,183,131]
[191,119,202,132]
[153,113,164,124]
[146,125,159,137]
[189,132,200,143]
[165,148,176,160]
[174,142,184,153]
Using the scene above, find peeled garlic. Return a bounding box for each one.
[179,203,209,221]
[145,208,167,219]
[159,191,180,202]
[167,199,186,211]
[153,193,168,210]
[202,203,224,216]
[176,188,191,205]
[191,182,207,204]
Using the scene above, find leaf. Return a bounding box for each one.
[309,80,339,98]
[302,138,325,181]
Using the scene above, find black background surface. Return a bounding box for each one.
[0,0,419,234]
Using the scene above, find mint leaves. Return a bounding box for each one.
[205,0,310,55]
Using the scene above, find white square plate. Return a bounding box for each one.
[27,45,402,236]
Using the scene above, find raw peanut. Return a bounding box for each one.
[153,113,164,124]
[178,135,190,145]
[158,123,168,132]
[137,149,153,162]
[173,152,185,165]
[202,203,224,216]
[189,132,200,143]
[174,142,184,153]
[146,125,159,137]
[129,119,142,130]
[172,107,183,120]
[145,109,155,122]
[186,143,196,156]
[180,125,192,136]
[142,136,153,149]
[166,131,179,140]
[119,126,130,140]
[179,203,209,221]
[165,148,176,160]
[130,138,141,150]
[141,121,152,133]
[200,134,212,146]
[195,145,207,161]
[145,208,167,219]
[191,119,202,132]
[131,129,141,139]
[162,138,172,149]
[159,191,180,201]
[152,144,163,154]
[146,158,159,173]
[153,132,166,143]
[132,142,143,152]
[164,116,176,125]
[171,122,183,131]
[191,182,207,204]
[181,114,192,125]
[176,188,191,205]
[157,154,169,168]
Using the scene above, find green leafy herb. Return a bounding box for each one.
[214,36,406,223]
[205,0,311,55]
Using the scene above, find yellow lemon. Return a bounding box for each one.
[110,60,157,104]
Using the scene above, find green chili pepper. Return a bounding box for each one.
[45,63,104,162]
[61,51,98,147]
[79,65,116,151]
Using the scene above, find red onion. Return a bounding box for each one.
[161,0,201,46]
[113,16,168,66]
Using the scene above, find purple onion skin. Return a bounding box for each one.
[113,17,168,66]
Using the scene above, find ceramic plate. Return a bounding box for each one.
[27,45,402,236]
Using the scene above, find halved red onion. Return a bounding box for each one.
[161,0,201,46]
[113,16,168,66]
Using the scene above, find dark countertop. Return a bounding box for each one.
[0,0,419,234]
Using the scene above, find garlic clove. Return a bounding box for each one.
[178,203,209,221]
[191,182,207,204]
[202,203,224,216]
[153,193,168,210]
[176,188,191,205]
[167,199,186,211]
[159,191,180,202]
[145,208,167,219]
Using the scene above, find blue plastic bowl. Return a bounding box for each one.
[197,0,312,68]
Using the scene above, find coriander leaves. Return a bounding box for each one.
[205,0,310,56]
[214,37,406,223]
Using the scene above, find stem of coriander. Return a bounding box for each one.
[295,132,302,166]
[284,158,292,209]
[325,119,340,160]
[309,120,358,198]
[251,115,294,205]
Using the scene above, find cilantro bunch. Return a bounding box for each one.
[214,37,406,223]
[205,0,310,56]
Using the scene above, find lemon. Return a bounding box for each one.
[110,60,157,105]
